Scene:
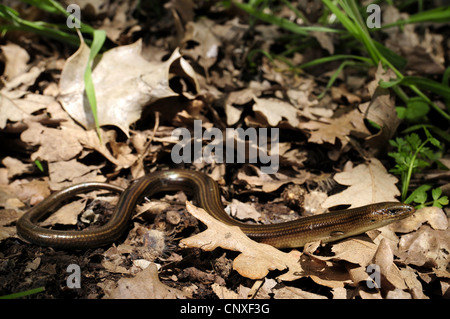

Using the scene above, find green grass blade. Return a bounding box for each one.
[382,6,450,29]
[84,29,106,142]
[372,40,407,70]
[0,286,45,299]
[19,0,95,33]
[298,54,372,69]
[0,4,84,46]
[232,1,343,35]
[380,76,450,100]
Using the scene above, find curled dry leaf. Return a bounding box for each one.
[322,158,400,208]
[180,201,303,281]
[372,239,407,290]
[360,89,399,153]
[10,179,50,206]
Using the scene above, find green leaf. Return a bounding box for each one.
[373,40,407,70]
[437,196,449,206]
[232,1,342,36]
[403,97,430,121]
[431,187,442,200]
[405,184,431,204]
[34,160,44,172]
[380,76,450,100]
[0,286,45,299]
[382,6,450,28]
[84,29,106,142]
[405,133,422,149]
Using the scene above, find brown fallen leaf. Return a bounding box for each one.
[298,108,370,148]
[104,263,186,299]
[227,199,261,222]
[180,201,303,281]
[21,121,83,163]
[48,159,105,189]
[0,94,28,129]
[322,158,400,208]
[397,225,450,269]
[10,179,50,206]
[299,253,352,288]
[400,266,428,299]
[360,90,399,154]
[273,286,328,299]
[1,42,30,80]
[211,283,251,299]
[2,157,33,178]
[372,239,407,290]
[182,18,221,70]
[252,96,300,128]
[21,119,137,169]
[59,39,197,137]
[39,199,87,227]
[331,84,361,104]
[390,206,448,233]
[330,238,379,266]
[237,165,309,193]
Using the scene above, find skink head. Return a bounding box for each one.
[370,202,416,223]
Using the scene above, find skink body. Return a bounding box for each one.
[17,169,415,249]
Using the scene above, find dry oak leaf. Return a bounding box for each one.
[48,159,104,185]
[1,43,30,80]
[299,253,352,288]
[299,108,370,147]
[2,157,33,178]
[180,201,304,281]
[322,158,400,209]
[359,89,399,153]
[182,18,221,70]
[20,121,83,162]
[237,166,309,193]
[252,97,300,128]
[272,286,328,299]
[372,239,407,290]
[226,199,261,222]
[212,283,252,299]
[104,263,186,299]
[328,238,379,266]
[390,206,448,233]
[398,225,450,270]
[0,94,28,129]
[59,39,197,137]
[21,120,136,169]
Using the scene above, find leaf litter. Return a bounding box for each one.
[0,1,448,300]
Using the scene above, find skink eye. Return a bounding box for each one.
[389,208,402,216]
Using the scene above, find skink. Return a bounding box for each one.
[16,169,415,249]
